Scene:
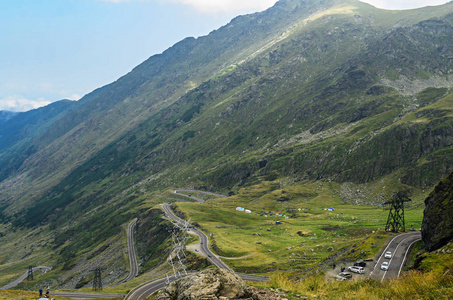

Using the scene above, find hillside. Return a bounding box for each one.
[1,0,453,291]
[422,171,453,251]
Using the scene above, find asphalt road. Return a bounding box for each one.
[124,203,269,300]
[162,203,231,271]
[172,189,227,203]
[113,218,139,286]
[43,220,136,299]
[123,271,268,300]
[0,266,51,290]
[52,291,123,299]
[124,274,193,300]
[369,231,422,281]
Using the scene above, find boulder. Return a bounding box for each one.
[155,268,258,300]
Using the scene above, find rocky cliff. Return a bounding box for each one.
[421,171,453,251]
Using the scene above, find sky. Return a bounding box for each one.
[0,0,450,112]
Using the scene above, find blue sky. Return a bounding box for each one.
[0,0,449,112]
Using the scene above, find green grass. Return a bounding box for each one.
[174,179,424,272]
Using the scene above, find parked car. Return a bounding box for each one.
[354,260,366,267]
[384,251,392,259]
[335,272,352,281]
[348,266,364,274]
[381,261,389,271]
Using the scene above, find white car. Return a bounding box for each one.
[384,251,392,259]
[348,266,364,274]
[381,261,389,271]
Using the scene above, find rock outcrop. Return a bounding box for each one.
[421,171,453,251]
[155,268,257,300]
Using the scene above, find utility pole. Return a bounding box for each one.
[92,267,102,291]
[384,191,411,233]
[27,266,34,281]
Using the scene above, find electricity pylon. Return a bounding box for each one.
[166,220,190,283]
[92,267,102,290]
[27,266,33,281]
[384,191,411,233]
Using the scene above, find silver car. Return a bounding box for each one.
[384,251,392,259]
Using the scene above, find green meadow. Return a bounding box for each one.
[173,179,424,272]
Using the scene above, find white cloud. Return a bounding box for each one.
[69,94,82,101]
[167,0,279,14]
[360,0,449,10]
[0,95,51,112]
[98,0,279,14]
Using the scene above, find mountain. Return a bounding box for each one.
[1,0,453,287]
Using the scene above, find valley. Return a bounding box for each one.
[1,0,453,299]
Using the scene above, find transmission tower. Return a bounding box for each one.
[384,191,411,233]
[27,266,33,281]
[166,220,190,282]
[92,267,102,290]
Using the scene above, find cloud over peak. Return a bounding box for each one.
[169,0,279,14]
[0,95,51,112]
[99,0,278,14]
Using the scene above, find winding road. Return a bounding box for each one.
[0,267,51,290]
[124,274,191,300]
[369,231,422,281]
[125,201,268,300]
[114,218,139,286]
[172,189,226,203]
[162,203,231,271]
[52,291,122,299]
[52,219,139,299]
